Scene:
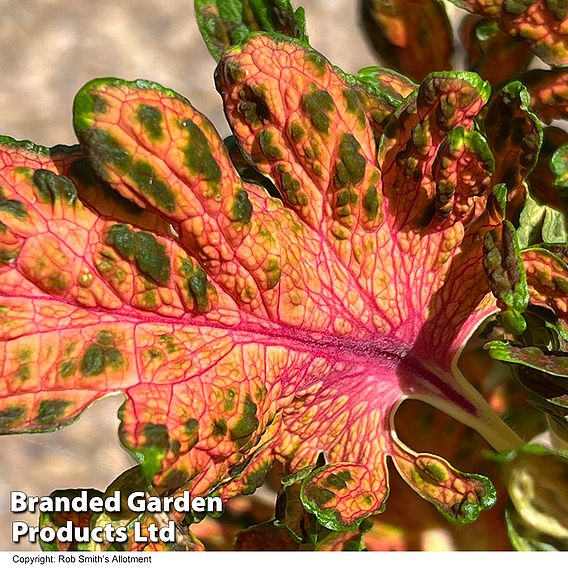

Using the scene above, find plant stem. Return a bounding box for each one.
[412,366,524,452]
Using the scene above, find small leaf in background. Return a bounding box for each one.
[490,445,568,550]
[447,0,568,67]
[522,68,568,124]
[195,0,308,61]
[522,247,568,327]
[485,341,568,377]
[528,127,568,216]
[483,81,543,223]
[505,506,564,550]
[552,144,568,201]
[483,221,529,334]
[459,16,533,85]
[517,194,567,249]
[360,0,453,82]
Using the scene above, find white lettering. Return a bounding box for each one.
[10,492,28,513]
[127,492,146,513]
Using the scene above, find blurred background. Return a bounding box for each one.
[0,0,513,552]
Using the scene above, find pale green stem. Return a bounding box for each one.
[411,366,524,453]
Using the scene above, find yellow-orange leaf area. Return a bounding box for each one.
[0,34,515,533]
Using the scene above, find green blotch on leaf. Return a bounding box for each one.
[188,266,209,312]
[335,134,366,188]
[280,171,301,204]
[324,473,348,490]
[133,231,170,285]
[80,334,123,377]
[257,129,283,160]
[336,469,353,482]
[46,272,69,294]
[412,122,429,150]
[422,463,447,483]
[308,485,335,506]
[223,60,245,84]
[0,197,27,219]
[545,0,568,19]
[96,330,114,347]
[305,52,327,76]
[105,348,123,368]
[37,400,70,425]
[242,460,271,494]
[106,224,135,258]
[16,364,31,381]
[289,122,306,141]
[81,128,131,173]
[301,88,335,133]
[73,89,108,132]
[554,276,568,294]
[32,170,77,205]
[265,259,281,290]
[343,88,366,128]
[159,334,177,353]
[181,118,222,185]
[141,290,157,308]
[106,225,170,285]
[80,345,106,377]
[58,360,77,378]
[184,418,199,436]
[0,248,19,264]
[128,160,176,213]
[224,389,236,412]
[136,104,164,140]
[79,128,176,213]
[212,418,227,437]
[183,418,199,451]
[232,188,253,223]
[230,394,259,441]
[504,0,533,14]
[143,423,170,449]
[137,423,170,479]
[237,84,272,126]
[363,186,379,218]
[181,258,210,312]
[0,405,25,427]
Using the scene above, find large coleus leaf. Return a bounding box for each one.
[1,34,530,536]
[447,0,568,66]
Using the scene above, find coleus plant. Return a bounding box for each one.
[1,0,567,551]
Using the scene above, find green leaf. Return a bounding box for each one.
[517,193,568,249]
[485,340,568,377]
